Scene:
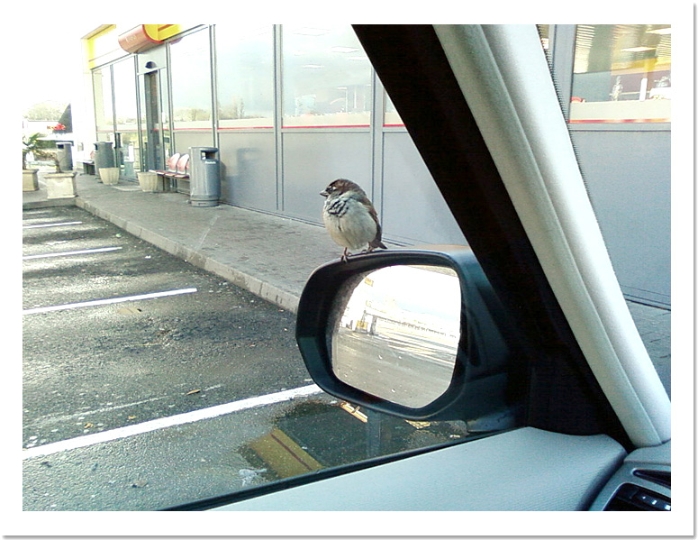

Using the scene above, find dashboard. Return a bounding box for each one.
[590,440,671,511]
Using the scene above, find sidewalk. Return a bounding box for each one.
[23,172,347,313]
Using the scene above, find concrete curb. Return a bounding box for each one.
[23,196,76,210]
[75,197,301,313]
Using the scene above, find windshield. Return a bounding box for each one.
[21,23,671,512]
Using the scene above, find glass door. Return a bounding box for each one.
[113,57,139,180]
[139,67,171,171]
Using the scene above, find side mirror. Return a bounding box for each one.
[296,246,525,423]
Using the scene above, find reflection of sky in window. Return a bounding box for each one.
[170,29,212,110]
[113,59,137,124]
[215,24,274,119]
[93,68,113,126]
[282,25,371,113]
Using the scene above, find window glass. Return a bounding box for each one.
[138,67,171,170]
[570,25,671,123]
[170,28,213,130]
[215,24,274,129]
[112,57,140,177]
[282,25,371,128]
[537,24,551,66]
[93,66,114,142]
[37,23,669,515]
[384,93,403,127]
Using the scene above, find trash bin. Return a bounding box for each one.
[189,147,220,207]
[94,141,115,170]
[56,141,73,171]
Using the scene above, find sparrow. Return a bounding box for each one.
[321,179,387,261]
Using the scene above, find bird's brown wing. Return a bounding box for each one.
[368,204,387,250]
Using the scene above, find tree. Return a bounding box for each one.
[24,101,66,122]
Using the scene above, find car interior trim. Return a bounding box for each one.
[353,24,627,443]
[432,25,671,447]
[211,427,626,511]
[588,440,671,510]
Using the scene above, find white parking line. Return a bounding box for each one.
[23,288,198,315]
[23,246,123,260]
[23,221,83,229]
[22,384,323,459]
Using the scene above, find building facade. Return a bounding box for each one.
[79,24,671,308]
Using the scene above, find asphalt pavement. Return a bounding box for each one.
[24,169,349,313]
[20,169,672,513]
[22,232,465,511]
[23,169,671,396]
[22,205,312,448]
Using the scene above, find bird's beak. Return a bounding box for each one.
[320,190,328,197]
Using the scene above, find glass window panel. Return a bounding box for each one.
[282,25,371,128]
[215,24,274,129]
[170,28,213,130]
[113,58,138,129]
[570,24,671,123]
[537,24,551,66]
[93,66,114,142]
[112,57,139,176]
[384,93,403,127]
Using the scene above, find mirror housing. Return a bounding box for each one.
[296,246,526,423]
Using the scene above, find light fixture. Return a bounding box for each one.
[294,27,330,36]
[330,46,358,53]
[622,46,656,53]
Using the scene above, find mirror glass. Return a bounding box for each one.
[330,265,461,408]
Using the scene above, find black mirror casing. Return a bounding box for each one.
[296,246,526,423]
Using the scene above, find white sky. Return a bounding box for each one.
[16,22,86,112]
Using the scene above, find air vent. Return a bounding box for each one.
[604,484,671,511]
[634,469,671,489]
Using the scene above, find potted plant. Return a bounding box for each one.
[99,166,120,185]
[45,160,78,199]
[22,133,46,191]
[23,133,77,199]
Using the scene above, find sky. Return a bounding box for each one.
[16,22,86,113]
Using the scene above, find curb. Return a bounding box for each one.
[23,197,76,210]
[75,197,302,314]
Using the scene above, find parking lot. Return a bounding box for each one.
[23,205,314,449]
[21,203,671,511]
[22,205,467,510]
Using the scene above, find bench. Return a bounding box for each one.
[150,153,189,191]
[81,151,96,175]
[151,153,179,177]
[82,160,95,175]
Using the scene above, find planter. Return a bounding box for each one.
[45,172,77,199]
[137,171,160,192]
[99,167,120,185]
[23,169,39,192]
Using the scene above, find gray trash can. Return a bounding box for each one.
[56,141,73,171]
[94,141,115,170]
[189,147,220,207]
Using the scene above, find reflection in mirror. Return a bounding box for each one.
[331,265,461,408]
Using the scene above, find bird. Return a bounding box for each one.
[320,179,387,261]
